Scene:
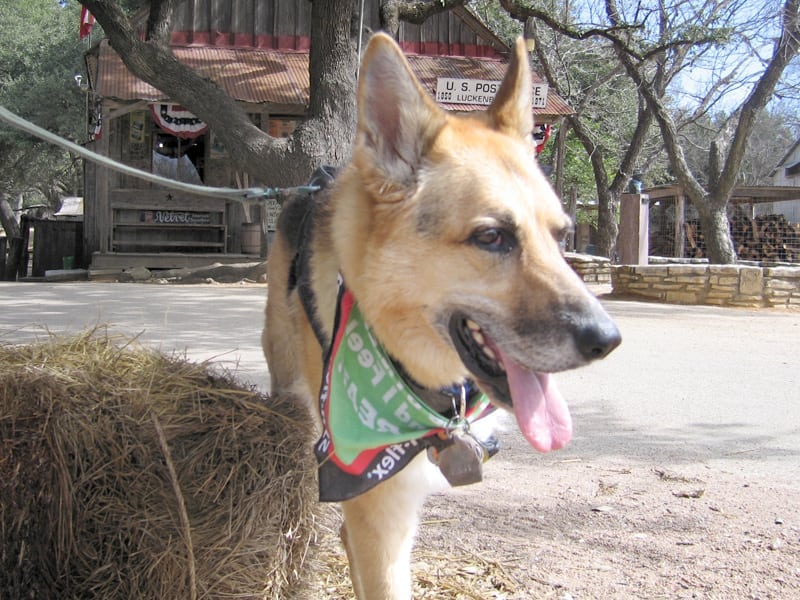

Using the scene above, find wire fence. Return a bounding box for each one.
[648,199,800,264]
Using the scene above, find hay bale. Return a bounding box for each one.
[0,331,320,599]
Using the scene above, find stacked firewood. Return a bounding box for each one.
[731,211,800,263]
[683,221,705,259]
[681,211,800,263]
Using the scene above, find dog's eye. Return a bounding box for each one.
[470,227,516,254]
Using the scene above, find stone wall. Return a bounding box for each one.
[611,264,800,307]
[565,253,611,284]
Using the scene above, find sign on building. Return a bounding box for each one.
[435,78,549,109]
[265,198,282,232]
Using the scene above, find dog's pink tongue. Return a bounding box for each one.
[499,350,572,452]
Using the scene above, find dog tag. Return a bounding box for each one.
[432,431,485,487]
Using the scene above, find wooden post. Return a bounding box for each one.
[674,193,685,258]
[0,194,22,280]
[618,193,650,265]
[566,186,578,252]
[97,109,111,252]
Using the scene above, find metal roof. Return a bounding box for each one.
[95,40,572,119]
[96,41,309,107]
[645,183,800,204]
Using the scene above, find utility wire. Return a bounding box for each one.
[0,105,320,202]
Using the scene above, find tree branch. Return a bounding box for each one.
[81,0,276,178]
[503,0,728,65]
[501,0,645,59]
[716,0,800,200]
[144,0,177,47]
[613,100,654,194]
[380,0,467,36]
[605,0,708,208]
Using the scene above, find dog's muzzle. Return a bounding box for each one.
[447,307,620,453]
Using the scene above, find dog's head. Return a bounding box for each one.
[331,33,620,453]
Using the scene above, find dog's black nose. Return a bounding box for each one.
[576,319,621,361]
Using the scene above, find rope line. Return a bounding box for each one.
[0,105,320,202]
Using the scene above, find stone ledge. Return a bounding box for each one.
[611,264,800,307]
[565,253,611,284]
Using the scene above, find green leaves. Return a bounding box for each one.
[0,0,86,206]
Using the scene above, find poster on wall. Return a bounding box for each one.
[129,111,146,143]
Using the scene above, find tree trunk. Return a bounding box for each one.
[553,120,569,199]
[565,186,578,252]
[299,0,360,170]
[698,203,736,264]
[595,186,618,259]
[0,195,20,239]
[567,115,617,258]
[0,195,23,281]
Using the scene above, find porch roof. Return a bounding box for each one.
[93,40,573,120]
[644,184,800,203]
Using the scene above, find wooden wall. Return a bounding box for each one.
[25,218,84,275]
[171,0,312,48]
[168,0,502,56]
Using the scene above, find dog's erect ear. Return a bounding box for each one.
[487,38,534,139]
[356,33,445,196]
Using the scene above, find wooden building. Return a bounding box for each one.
[83,0,572,273]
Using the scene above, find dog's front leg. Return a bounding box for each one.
[340,454,443,600]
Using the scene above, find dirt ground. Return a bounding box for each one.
[3,281,797,598]
[305,297,800,600]
[418,451,798,599]
[313,428,799,600]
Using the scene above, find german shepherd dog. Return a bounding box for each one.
[263,33,620,600]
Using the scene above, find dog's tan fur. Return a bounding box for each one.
[263,33,619,600]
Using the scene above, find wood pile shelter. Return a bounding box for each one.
[644,184,800,263]
[82,0,572,274]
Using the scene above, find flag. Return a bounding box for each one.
[79,6,95,40]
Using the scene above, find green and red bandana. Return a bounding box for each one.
[315,287,494,502]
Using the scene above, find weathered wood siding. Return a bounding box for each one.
[26,218,84,276]
[172,0,312,48]
[109,190,227,253]
[169,0,501,56]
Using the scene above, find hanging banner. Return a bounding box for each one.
[533,124,551,154]
[149,103,208,139]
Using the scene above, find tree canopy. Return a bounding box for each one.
[0,0,87,210]
[3,0,799,264]
[500,0,800,262]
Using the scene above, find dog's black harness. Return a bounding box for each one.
[283,166,337,349]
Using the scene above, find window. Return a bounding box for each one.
[153,132,206,184]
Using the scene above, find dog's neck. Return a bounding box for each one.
[390,358,464,415]
[314,284,496,501]
[332,282,485,421]
[343,285,468,416]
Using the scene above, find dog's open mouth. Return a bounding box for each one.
[449,313,572,453]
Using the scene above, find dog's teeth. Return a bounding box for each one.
[463,318,502,369]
